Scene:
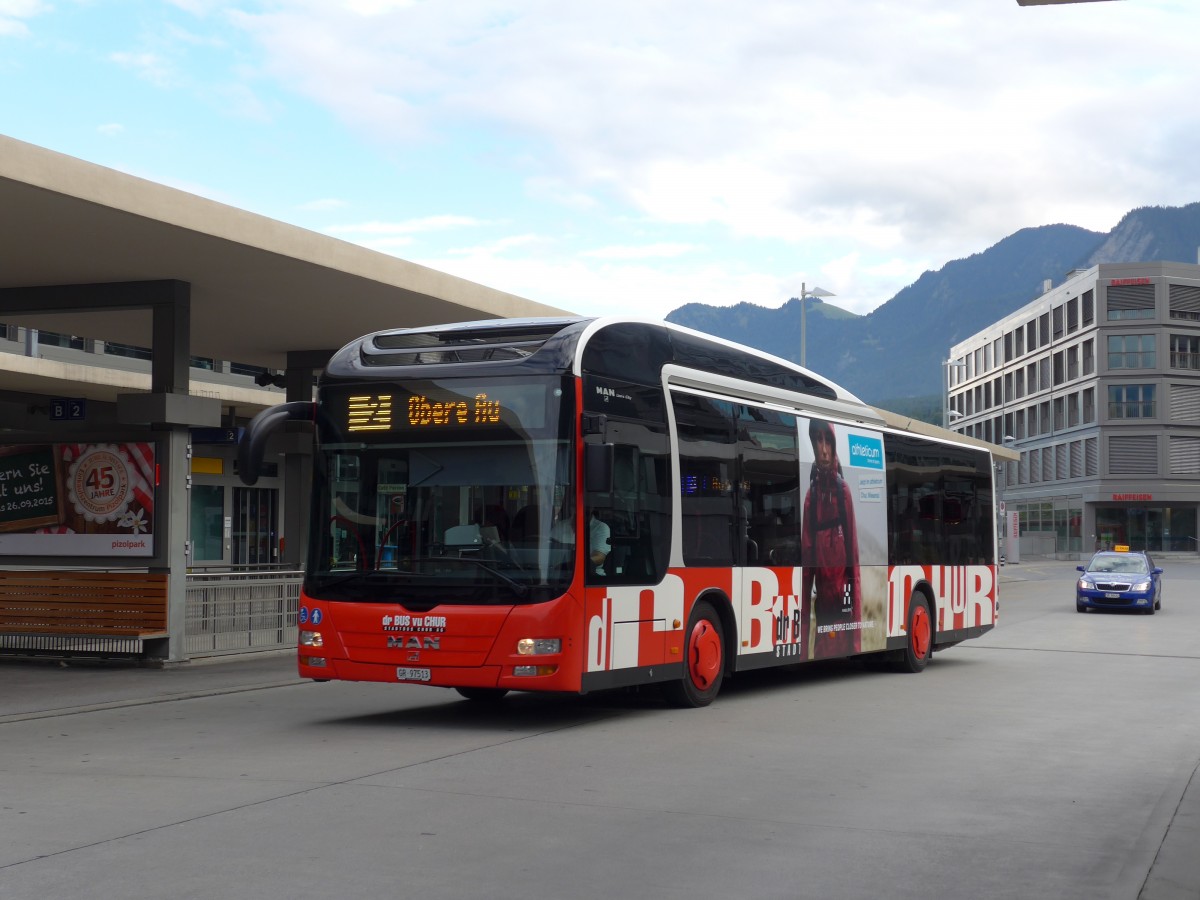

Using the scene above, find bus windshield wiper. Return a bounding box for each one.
[313,569,429,592]
[417,555,530,598]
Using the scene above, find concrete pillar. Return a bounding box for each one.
[153,427,192,663]
[279,350,331,569]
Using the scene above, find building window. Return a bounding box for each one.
[1108,435,1158,474]
[1082,387,1095,424]
[36,330,86,351]
[1170,334,1200,369]
[1082,339,1095,376]
[1107,283,1155,320]
[231,486,279,566]
[1107,334,1156,369]
[1169,384,1200,421]
[190,485,226,562]
[1107,384,1156,419]
[1067,297,1079,333]
[1168,284,1200,321]
[1097,506,1195,553]
[104,341,153,361]
[1082,289,1094,326]
[1169,436,1200,474]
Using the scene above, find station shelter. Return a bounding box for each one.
[0,135,566,664]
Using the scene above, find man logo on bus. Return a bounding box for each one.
[801,418,862,658]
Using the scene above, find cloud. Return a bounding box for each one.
[0,0,48,37]
[415,248,797,320]
[206,1,1199,313]
[582,242,698,260]
[109,50,178,88]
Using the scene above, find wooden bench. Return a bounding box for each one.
[0,570,169,660]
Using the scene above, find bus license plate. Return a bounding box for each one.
[1105,592,1120,599]
[396,667,432,683]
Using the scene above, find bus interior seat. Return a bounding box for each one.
[510,506,540,544]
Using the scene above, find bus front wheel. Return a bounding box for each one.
[663,600,726,708]
[898,593,933,673]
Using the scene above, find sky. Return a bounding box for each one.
[2,0,1198,321]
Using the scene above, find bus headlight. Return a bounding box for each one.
[517,638,561,655]
[300,630,324,647]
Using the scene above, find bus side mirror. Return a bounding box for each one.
[238,401,314,485]
[585,442,614,493]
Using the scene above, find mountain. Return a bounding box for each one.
[666,201,1200,415]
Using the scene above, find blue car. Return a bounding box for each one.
[1076,550,1163,614]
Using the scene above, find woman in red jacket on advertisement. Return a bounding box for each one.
[800,418,862,659]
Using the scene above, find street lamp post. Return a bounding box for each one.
[798,282,835,369]
[998,434,1016,563]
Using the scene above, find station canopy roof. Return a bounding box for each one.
[0,135,568,374]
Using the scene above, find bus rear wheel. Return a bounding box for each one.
[663,600,725,708]
[455,687,509,702]
[897,593,933,673]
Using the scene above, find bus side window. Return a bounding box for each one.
[587,429,671,584]
[739,419,800,566]
[673,394,737,568]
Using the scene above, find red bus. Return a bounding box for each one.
[239,317,998,706]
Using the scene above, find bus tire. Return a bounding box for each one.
[897,592,933,674]
[455,687,509,702]
[662,600,726,708]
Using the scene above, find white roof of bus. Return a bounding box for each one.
[574,316,861,400]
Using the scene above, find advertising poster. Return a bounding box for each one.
[0,442,156,557]
[797,417,888,659]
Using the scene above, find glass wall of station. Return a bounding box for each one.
[1093,505,1197,553]
[188,448,284,569]
[1014,500,1083,555]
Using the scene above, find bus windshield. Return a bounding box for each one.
[307,376,575,605]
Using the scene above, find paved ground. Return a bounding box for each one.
[1,559,1198,899]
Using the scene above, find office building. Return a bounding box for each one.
[947,261,1200,556]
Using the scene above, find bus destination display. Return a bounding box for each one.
[341,382,547,435]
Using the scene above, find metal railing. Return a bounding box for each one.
[184,569,303,658]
